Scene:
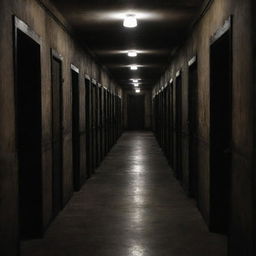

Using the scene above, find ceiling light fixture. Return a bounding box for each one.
[130,65,138,70]
[123,14,137,28]
[128,50,137,57]
[133,83,139,87]
[131,79,139,83]
[135,88,141,93]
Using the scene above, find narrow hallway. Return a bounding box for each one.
[21,132,226,256]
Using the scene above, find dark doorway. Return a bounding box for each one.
[99,87,104,161]
[109,93,112,146]
[15,18,42,239]
[91,82,97,170]
[112,94,116,145]
[159,93,163,146]
[210,20,232,234]
[127,95,145,130]
[107,91,111,150]
[85,77,92,177]
[71,66,80,191]
[175,74,183,180]
[188,58,199,199]
[165,86,170,157]
[162,89,166,149]
[110,94,114,145]
[118,96,122,137]
[96,84,101,166]
[169,82,174,169]
[104,89,109,154]
[51,51,63,218]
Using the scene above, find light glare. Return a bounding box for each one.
[128,50,138,57]
[123,14,137,28]
[135,89,141,93]
[130,65,138,70]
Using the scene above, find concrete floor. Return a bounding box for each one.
[21,132,227,256]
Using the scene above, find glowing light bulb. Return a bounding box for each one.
[135,89,141,93]
[123,14,137,28]
[134,83,139,87]
[128,50,137,57]
[130,65,138,70]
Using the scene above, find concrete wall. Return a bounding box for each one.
[0,0,121,255]
[153,0,254,255]
[252,1,256,253]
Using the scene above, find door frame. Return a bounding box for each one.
[209,16,233,234]
[13,16,43,240]
[71,64,80,191]
[168,80,174,168]
[175,70,183,180]
[188,55,198,198]
[91,78,97,170]
[50,48,64,218]
[85,74,92,177]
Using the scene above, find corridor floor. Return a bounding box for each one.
[21,132,227,256]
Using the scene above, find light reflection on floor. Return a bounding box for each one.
[127,145,147,256]
[21,132,227,256]
[129,244,145,256]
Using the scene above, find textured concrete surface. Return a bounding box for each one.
[21,132,226,256]
[152,0,254,254]
[0,1,122,254]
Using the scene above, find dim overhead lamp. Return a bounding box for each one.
[130,65,138,70]
[135,88,141,93]
[128,50,137,57]
[123,14,137,28]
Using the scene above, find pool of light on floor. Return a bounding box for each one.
[129,244,145,256]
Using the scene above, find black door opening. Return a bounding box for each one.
[91,83,97,170]
[162,88,167,151]
[104,89,109,154]
[127,95,145,130]
[175,74,183,181]
[85,77,92,177]
[99,87,104,162]
[210,21,232,234]
[96,84,101,166]
[188,59,199,199]
[71,66,80,191]
[15,18,43,239]
[165,85,170,160]
[51,51,63,218]
[169,82,174,169]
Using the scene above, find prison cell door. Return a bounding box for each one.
[15,20,42,239]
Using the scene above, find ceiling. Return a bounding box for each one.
[49,0,205,90]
